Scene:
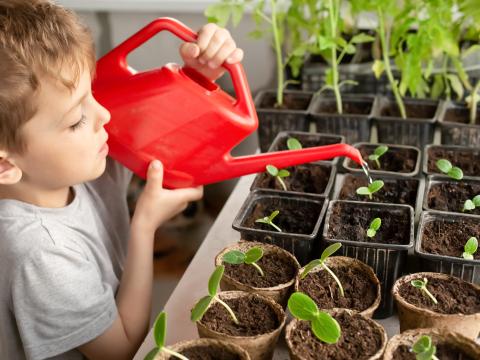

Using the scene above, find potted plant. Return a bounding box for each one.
[322,200,415,318]
[423,144,480,179]
[214,241,300,306]
[191,266,286,360]
[438,100,480,147]
[392,272,480,339]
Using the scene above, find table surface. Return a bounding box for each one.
[133,172,400,359]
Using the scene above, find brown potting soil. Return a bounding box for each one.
[326,202,411,245]
[421,217,480,260]
[427,147,480,177]
[173,345,242,360]
[273,134,341,151]
[313,100,372,115]
[260,92,310,111]
[224,251,297,288]
[380,102,437,120]
[288,312,383,360]
[298,265,377,312]
[200,296,279,336]
[427,181,480,215]
[391,344,475,360]
[338,175,418,207]
[254,164,331,194]
[443,107,480,125]
[397,276,480,315]
[347,145,417,173]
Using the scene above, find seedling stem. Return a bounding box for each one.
[255,210,282,232]
[411,278,438,305]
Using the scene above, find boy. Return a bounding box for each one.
[0,1,244,359]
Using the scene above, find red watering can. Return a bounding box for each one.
[93,17,363,189]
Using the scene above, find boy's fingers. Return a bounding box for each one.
[179,42,200,61]
[226,48,244,64]
[208,39,236,68]
[174,186,204,202]
[196,23,218,54]
[145,160,164,189]
[199,28,230,64]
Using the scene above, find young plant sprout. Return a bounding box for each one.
[368,145,389,169]
[411,335,439,360]
[301,243,345,297]
[356,180,385,200]
[255,210,282,232]
[436,159,463,180]
[266,164,290,191]
[462,237,478,260]
[222,247,264,276]
[287,292,341,344]
[410,278,438,305]
[367,218,382,238]
[144,312,189,360]
[191,265,239,325]
[462,195,480,212]
[287,137,302,150]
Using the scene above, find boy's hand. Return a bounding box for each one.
[179,23,244,81]
[131,160,203,235]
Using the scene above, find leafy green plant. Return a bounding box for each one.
[191,265,239,324]
[144,312,189,360]
[368,145,389,169]
[222,247,265,276]
[462,236,478,260]
[287,137,302,150]
[287,292,341,344]
[411,335,439,360]
[255,210,282,232]
[356,180,384,199]
[266,164,290,191]
[466,79,480,124]
[410,277,438,305]
[301,243,344,297]
[367,217,382,238]
[463,195,480,212]
[435,159,463,180]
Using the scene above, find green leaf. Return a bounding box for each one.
[287,137,302,150]
[436,159,452,174]
[144,347,159,360]
[473,195,480,206]
[412,335,432,353]
[368,154,379,161]
[448,167,463,180]
[191,295,213,322]
[447,74,464,101]
[374,145,388,157]
[344,44,356,54]
[368,180,384,194]
[208,265,224,296]
[356,186,371,196]
[464,200,476,212]
[269,210,280,221]
[411,279,425,288]
[464,237,478,256]
[288,292,319,322]
[367,229,376,238]
[223,250,245,264]
[372,60,385,79]
[320,243,342,261]
[266,165,278,176]
[278,169,290,178]
[370,218,382,231]
[311,312,341,344]
[301,259,322,279]
[244,247,263,264]
[351,33,375,44]
[153,311,167,348]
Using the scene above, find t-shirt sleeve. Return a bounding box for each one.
[11,245,118,360]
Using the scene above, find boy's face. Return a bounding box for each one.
[14,66,111,190]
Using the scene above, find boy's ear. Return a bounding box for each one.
[0,152,22,185]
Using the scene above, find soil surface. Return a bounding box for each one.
[347,144,418,173]
[298,265,377,312]
[326,202,411,245]
[392,343,475,360]
[426,181,480,215]
[443,106,480,125]
[288,312,384,360]
[200,296,279,336]
[338,175,418,207]
[224,251,297,288]
[172,345,242,360]
[253,164,332,195]
[421,217,480,260]
[427,147,480,177]
[271,133,342,151]
[311,100,372,115]
[244,197,324,235]
[259,92,311,111]
[397,276,480,314]
[380,101,437,120]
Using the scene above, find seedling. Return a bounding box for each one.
[266,164,290,191]
[411,335,439,360]
[462,195,480,212]
[287,137,302,150]
[410,277,438,305]
[191,265,239,324]
[367,218,382,238]
[462,237,478,260]
[301,243,345,297]
[222,247,264,276]
[368,145,389,169]
[255,210,282,232]
[356,180,384,200]
[144,312,189,360]
[287,292,341,344]
[435,159,463,180]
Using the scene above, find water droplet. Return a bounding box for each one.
[361,161,373,184]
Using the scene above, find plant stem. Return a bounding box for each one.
[162,347,190,360]
[269,221,283,233]
[375,159,380,169]
[470,80,480,125]
[422,287,438,305]
[270,0,284,106]
[251,262,264,276]
[216,297,240,324]
[377,8,406,119]
[276,176,287,191]
[322,264,345,297]
[328,0,342,114]
[442,56,451,101]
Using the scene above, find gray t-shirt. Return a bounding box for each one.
[0,158,133,360]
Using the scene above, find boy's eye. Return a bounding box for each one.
[70,114,86,131]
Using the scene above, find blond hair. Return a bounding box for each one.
[0,0,95,153]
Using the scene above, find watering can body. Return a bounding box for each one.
[93,17,363,188]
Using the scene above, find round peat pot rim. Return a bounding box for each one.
[373,96,441,123]
[322,200,415,251]
[307,93,377,118]
[157,338,251,360]
[285,308,387,360]
[254,89,314,113]
[294,256,381,318]
[215,241,301,292]
[196,290,286,340]
[342,142,421,178]
[438,100,480,127]
[415,210,480,265]
[392,271,480,318]
[423,143,480,178]
[383,328,480,360]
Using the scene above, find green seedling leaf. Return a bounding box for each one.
[301,259,322,279]
[463,237,478,260]
[320,243,342,261]
[287,137,302,150]
[223,250,245,264]
[191,295,214,322]
[368,145,389,169]
[266,165,289,191]
[244,247,263,264]
[144,348,159,360]
[473,195,480,206]
[351,33,375,44]
[412,335,438,360]
[266,165,279,177]
[278,169,290,178]
[255,210,283,232]
[367,217,382,238]
[269,210,280,221]
[410,277,438,304]
[288,292,319,321]
[463,195,480,212]
[448,167,464,180]
[436,159,463,180]
[208,265,224,296]
[223,247,264,276]
[356,187,372,196]
[153,311,167,348]
[356,180,384,199]
[372,60,385,79]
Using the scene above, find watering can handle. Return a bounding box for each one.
[98,17,254,115]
